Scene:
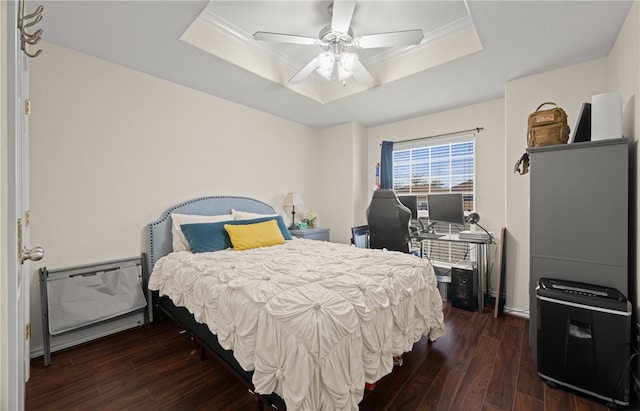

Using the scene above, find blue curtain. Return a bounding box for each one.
[380,141,394,189]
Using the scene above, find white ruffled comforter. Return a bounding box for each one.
[148,238,445,410]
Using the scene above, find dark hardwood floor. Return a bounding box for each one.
[26,303,634,410]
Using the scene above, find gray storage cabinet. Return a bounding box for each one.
[528,139,629,355]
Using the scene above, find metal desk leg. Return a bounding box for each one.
[477,243,487,311]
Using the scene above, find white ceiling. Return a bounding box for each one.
[40,1,633,129]
[183,1,481,103]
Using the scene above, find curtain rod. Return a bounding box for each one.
[385,127,484,145]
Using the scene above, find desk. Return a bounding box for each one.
[413,233,492,311]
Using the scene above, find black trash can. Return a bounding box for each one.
[536,278,631,406]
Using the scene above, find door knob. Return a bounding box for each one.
[21,246,44,263]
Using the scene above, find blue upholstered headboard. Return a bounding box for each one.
[146,196,276,273]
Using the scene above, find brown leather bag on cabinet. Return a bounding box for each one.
[514,102,570,175]
[527,102,570,147]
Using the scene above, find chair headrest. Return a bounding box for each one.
[372,189,397,199]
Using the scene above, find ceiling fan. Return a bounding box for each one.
[253,0,424,85]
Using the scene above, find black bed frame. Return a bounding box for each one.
[153,294,286,410]
[146,196,289,410]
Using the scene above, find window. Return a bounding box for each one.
[392,133,475,265]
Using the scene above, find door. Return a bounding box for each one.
[18,24,33,387]
[5,1,43,408]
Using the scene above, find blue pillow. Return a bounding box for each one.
[181,215,291,253]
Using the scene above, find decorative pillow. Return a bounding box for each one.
[230,214,292,240]
[224,220,286,251]
[232,208,278,220]
[171,213,233,252]
[180,222,231,254]
[181,215,292,253]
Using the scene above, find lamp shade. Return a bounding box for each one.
[283,192,303,207]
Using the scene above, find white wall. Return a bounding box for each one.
[366,98,507,303]
[353,123,369,228]
[608,1,639,319]
[504,59,609,314]
[313,122,368,244]
[28,42,319,353]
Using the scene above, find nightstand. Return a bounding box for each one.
[289,227,330,241]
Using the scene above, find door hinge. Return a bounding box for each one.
[25,210,31,227]
[17,218,23,260]
[25,99,31,115]
[25,323,31,339]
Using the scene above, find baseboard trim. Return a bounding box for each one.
[484,290,529,319]
[502,306,530,319]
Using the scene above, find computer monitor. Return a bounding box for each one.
[397,194,418,221]
[426,193,465,225]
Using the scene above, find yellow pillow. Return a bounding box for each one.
[224,219,286,250]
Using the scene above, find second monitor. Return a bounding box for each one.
[397,194,418,221]
[427,193,465,225]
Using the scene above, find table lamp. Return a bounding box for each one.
[283,192,303,229]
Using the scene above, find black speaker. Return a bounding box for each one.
[451,263,477,311]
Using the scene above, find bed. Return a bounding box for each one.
[146,195,445,410]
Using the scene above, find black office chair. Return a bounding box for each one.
[366,189,412,253]
[351,225,369,248]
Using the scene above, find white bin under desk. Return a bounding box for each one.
[39,255,147,366]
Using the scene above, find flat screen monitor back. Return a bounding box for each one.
[427,193,465,225]
[572,102,591,143]
[397,195,418,220]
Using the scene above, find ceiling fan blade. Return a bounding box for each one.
[331,0,356,34]
[289,57,320,84]
[355,29,424,49]
[351,59,374,84]
[253,31,319,46]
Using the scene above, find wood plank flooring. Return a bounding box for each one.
[26,304,633,410]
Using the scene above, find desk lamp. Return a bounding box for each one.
[283,192,303,229]
[467,212,493,242]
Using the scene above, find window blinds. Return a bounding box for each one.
[393,132,476,265]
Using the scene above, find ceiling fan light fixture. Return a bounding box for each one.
[316,50,336,79]
[317,66,333,79]
[339,52,358,72]
[317,51,335,71]
[337,65,352,81]
[338,52,357,81]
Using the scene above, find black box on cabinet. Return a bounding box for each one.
[451,262,477,311]
[536,278,631,406]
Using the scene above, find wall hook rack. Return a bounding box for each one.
[17,0,43,58]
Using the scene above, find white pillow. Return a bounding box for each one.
[231,208,278,220]
[171,213,233,252]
